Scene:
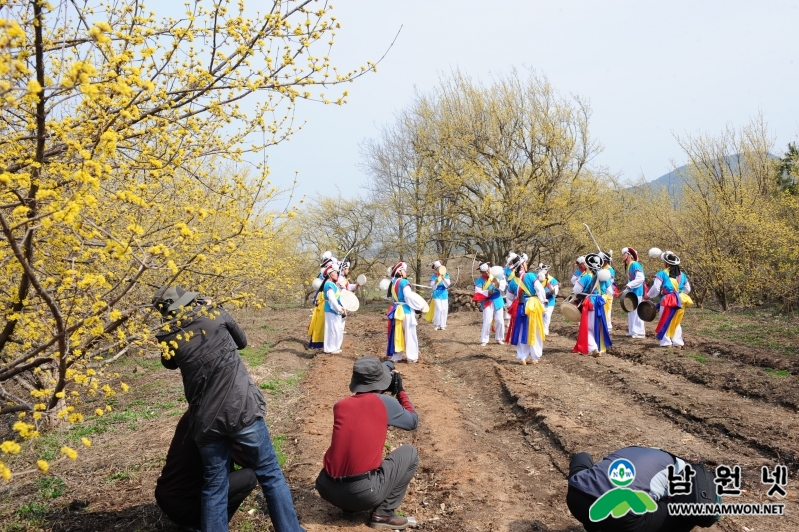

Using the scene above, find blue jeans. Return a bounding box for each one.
[198,418,304,532]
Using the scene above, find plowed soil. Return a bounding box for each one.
[4,302,797,532]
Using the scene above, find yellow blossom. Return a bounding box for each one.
[61,447,78,460]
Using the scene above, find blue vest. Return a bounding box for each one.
[322,280,341,314]
[544,276,559,308]
[475,276,504,307]
[627,262,645,297]
[430,273,450,300]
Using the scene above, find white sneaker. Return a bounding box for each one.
[480,342,487,347]
[497,340,504,345]
[441,327,446,330]
[632,335,646,339]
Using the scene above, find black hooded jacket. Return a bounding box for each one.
[156,306,266,446]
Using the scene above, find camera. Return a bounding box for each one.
[382,360,402,395]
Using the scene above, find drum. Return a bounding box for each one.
[637,300,658,322]
[620,291,638,313]
[438,265,447,276]
[339,290,360,312]
[404,290,430,314]
[356,274,367,286]
[379,278,390,291]
[561,294,582,322]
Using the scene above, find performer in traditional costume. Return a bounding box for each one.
[505,260,547,364]
[474,262,506,346]
[321,263,345,354]
[385,262,422,363]
[621,247,646,338]
[572,253,611,357]
[503,253,527,327]
[647,251,693,347]
[429,260,451,330]
[337,261,357,292]
[571,256,587,286]
[336,261,357,335]
[308,252,337,349]
[536,264,559,336]
[599,252,616,331]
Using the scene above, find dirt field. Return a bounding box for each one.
[1,301,797,531]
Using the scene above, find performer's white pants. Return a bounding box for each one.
[432,298,449,329]
[481,304,505,343]
[323,312,343,353]
[606,303,613,330]
[656,309,684,347]
[627,309,646,337]
[515,329,544,362]
[390,312,419,362]
[542,305,555,336]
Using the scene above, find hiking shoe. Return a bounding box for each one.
[369,512,409,530]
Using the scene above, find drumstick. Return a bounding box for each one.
[582,223,603,253]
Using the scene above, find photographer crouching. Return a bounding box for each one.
[316,356,419,530]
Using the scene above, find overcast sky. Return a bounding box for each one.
[255,0,799,200]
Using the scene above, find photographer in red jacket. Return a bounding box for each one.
[316,356,419,530]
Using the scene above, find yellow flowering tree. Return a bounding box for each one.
[0,0,376,478]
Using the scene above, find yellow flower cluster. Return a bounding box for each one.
[0,0,376,478]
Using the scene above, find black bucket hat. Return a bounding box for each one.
[349,356,393,393]
[152,285,198,315]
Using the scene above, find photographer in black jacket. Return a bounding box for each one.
[153,286,304,532]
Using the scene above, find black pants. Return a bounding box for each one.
[157,467,258,529]
[315,444,418,515]
[566,453,696,532]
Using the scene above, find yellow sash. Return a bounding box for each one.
[308,292,326,343]
[423,298,435,322]
[665,276,694,338]
[519,277,545,342]
[393,305,406,352]
[525,296,546,343]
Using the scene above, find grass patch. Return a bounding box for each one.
[35,476,66,499]
[690,308,799,356]
[15,502,48,520]
[107,471,131,482]
[685,352,709,364]
[271,434,288,467]
[764,368,791,378]
[33,435,61,461]
[259,372,302,395]
[240,345,269,366]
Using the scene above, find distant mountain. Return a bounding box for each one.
[639,153,779,197]
[643,166,686,196]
